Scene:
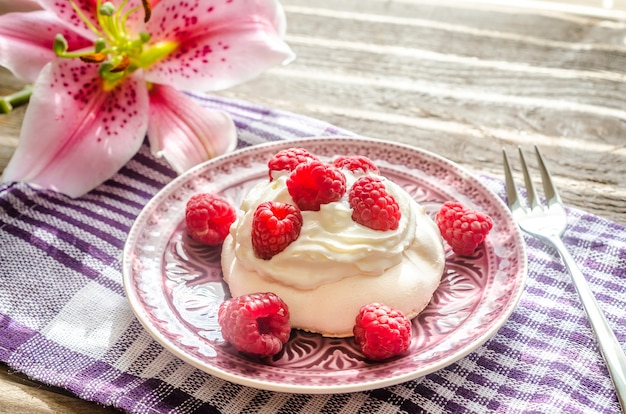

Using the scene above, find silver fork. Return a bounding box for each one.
[503,146,626,413]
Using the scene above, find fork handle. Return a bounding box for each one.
[549,236,626,413]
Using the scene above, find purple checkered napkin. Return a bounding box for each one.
[0,94,624,413]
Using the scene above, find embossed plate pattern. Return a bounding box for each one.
[122,137,527,393]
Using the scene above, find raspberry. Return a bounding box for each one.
[435,201,493,256]
[349,176,401,231]
[353,303,412,361]
[267,148,319,181]
[185,193,237,246]
[218,292,291,357]
[251,201,303,259]
[333,155,380,175]
[286,160,347,211]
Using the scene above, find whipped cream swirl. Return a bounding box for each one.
[230,171,420,290]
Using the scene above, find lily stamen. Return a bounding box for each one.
[80,53,107,63]
[141,0,152,23]
[55,0,161,82]
[109,55,131,73]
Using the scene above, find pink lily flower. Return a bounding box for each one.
[0,0,294,197]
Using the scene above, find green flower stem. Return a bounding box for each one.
[0,85,34,114]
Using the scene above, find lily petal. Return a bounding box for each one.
[147,84,237,173]
[0,10,92,82]
[1,59,149,197]
[144,0,295,91]
[37,0,103,40]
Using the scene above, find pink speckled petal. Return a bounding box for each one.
[1,59,149,198]
[144,0,294,91]
[0,10,92,82]
[37,0,99,39]
[147,84,237,173]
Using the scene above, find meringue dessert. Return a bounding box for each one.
[221,153,446,338]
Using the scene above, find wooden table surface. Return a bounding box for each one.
[1,0,626,412]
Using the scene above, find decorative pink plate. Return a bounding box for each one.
[122,136,527,393]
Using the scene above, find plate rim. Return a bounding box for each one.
[122,135,528,394]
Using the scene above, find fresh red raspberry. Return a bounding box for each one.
[267,148,319,181]
[218,292,291,357]
[353,303,412,361]
[185,193,237,246]
[349,176,401,231]
[333,155,380,175]
[251,201,303,259]
[435,201,494,256]
[286,160,347,211]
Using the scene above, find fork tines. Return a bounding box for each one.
[502,146,562,211]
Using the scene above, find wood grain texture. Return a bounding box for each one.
[0,1,625,412]
[218,0,626,224]
[0,365,119,413]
